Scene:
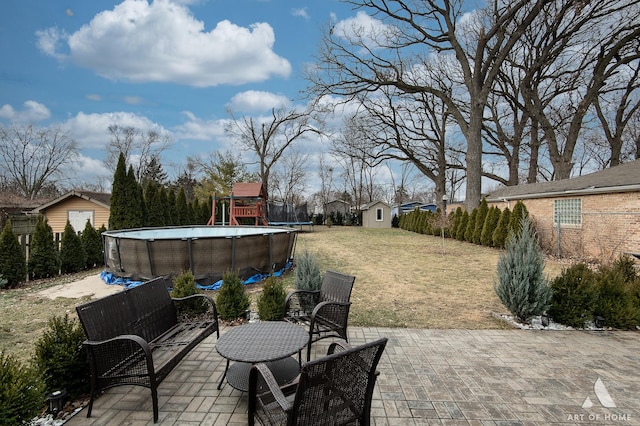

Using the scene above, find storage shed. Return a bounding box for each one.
[362,201,391,229]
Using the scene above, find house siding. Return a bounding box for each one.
[40,197,110,235]
[490,192,640,261]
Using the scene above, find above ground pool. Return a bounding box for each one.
[102,225,298,286]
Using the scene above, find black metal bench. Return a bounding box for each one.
[75,277,219,423]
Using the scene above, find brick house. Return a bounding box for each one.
[486,160,640,262]
[32,190,111,234]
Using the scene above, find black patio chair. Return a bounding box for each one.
[283,270,355,361]
[248,338,388,426]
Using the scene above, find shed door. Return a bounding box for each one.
[68,210,94,233]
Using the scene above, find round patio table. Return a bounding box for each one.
[216,321,308,391]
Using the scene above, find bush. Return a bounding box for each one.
[28,215,60,279]
[548,264,598,328]
[464,208,477,242]
[492,207,511,248]
[33,314,89,400]
[593,263,640,329]
[171,270,206,315]
[216,271,250,321]
[0,221,27,288]
[59,221,86,274]
[455,210,469,241]
[391,214,400,228]
[481,206,501,247]
[494,216,552,323]
[508,201,529,238]
[81,220,103,269]
[0,351,46,425]
[257,277,286,321]
[295,250,322,291]
[472,198,489,244]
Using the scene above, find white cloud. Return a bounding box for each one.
[0,101,51,123]
[227,90,291,112]
[62,111,168,149]
[123,96,143,105]
[292,8,309,20]
[37,0,291,87]
[173,111,228,141]
[333,11,393,50]
[85,94,102,101]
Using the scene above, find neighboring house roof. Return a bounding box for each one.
[487,160,640,202]
[32,190,111,213]
[362,201,391,210]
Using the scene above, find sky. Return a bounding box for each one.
[0,0,387,195]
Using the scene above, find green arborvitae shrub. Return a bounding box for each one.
[216,271,250,320]
[28,215,59,279]
[171,270,206,315]
[59,221,86,274]
[144,181,164,227]
[593,263,640,329]
[548,264,598,328]
[0,221,26,288]
[464,208,478,242]
[391,214,400,228]
[449,207,462,238]
[81,219,103,269]
[472,198,489,244]
[294,250,322,291]
[108,152,129,230]
[176,188,189,225]
[492,207,511,248]
[494,216,552,323]
[456,210,469,241]
[257,277,287,321]
[33,314,89,400]
[480,206,501,247]
[508,201,529,238]
[0,351,46,425]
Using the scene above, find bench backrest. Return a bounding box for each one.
[76,277,178,343]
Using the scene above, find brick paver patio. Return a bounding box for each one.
[65,326,640,425]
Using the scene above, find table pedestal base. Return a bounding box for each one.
[223,356,300,392]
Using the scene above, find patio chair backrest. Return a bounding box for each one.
[319,270,355,304]
[291,338,387,425]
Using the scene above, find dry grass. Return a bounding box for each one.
[0,227,566,363]
[293,226,565,329]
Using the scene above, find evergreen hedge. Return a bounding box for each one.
[472,198,489,244]
[0,221,26,288]
[480,206,501,247]
[81,220,103,269]
[0,351,45,425]
[59,221,86,274]
[492,207,511,248]
[28,215,59,279]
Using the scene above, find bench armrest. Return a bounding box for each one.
[83,334,154,378]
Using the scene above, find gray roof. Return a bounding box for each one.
[487,160,640,201]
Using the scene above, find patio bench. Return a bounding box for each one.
[75,276,219,423]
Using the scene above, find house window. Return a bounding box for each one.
[376,208,383,221]
[69,210,94,233]
[554,199,581,227]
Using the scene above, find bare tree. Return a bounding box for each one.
[226,107,320,203]
[105,125,172,182]
[269,149,309,206]
[307,0,555,209]
[515,0,640,179]
[0,124,79,199]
